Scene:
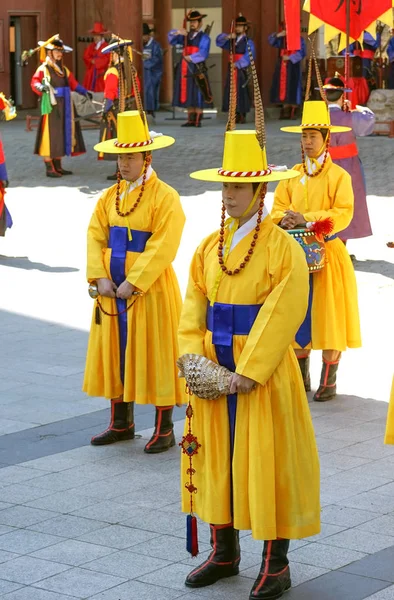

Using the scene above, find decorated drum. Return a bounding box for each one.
[287,228,326,273]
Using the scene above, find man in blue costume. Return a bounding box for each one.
[142,23,163,118]
[216,14,256,124]
[268,26,306,120]
[168,10,212,127]
[343,31,381,85]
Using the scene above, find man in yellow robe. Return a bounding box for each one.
[272,101,362,402]
[178,129,320,600]
[83,111,186,453]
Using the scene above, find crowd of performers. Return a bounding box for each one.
[1,14,394,600]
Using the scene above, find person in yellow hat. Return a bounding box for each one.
[271,100,362,401]
[178,79,320,596]
[31,35,90,178]
[84,110,186,453]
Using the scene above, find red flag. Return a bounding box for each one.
[284,0,301,51]
[309,0,391,40]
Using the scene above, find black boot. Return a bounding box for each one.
[297,355,311,392]
[91,399,135,445]
[185,524,240,588]
[314,358,339,402]
[195,113,202,128]
[181,112,196,127]
[52,158,72,175]
[250,539,291,600]
[45,160,62,178]
[144,406,175,454]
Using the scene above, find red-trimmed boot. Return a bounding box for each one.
[250,539,291,599]
[45,160,62,178]
[91,398,135,445]
[297,354,311,392]
[144,406,176,454]
[185,524,240,588]
[181,112,196,127]
[195,112,202,128]
[53,158,72,175]
[313,358,340,402]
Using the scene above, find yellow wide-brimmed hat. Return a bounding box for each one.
[94,111,175,154]
[281,101,351,134]
[190,130,300,183]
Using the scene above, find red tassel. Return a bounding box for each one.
[311,218,334,240]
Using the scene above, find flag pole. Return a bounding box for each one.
[344,0,350,103]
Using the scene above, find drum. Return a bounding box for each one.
[287,228,326,273]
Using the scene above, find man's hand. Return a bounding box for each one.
[282,210,305,229]
[97,278,117,298]
[228,32,237,39]
[282,55,290,62]
[177,28,187,36]
[229,374,257,395]
[277,30,286,38]
[116,280,135,299]
[184,55,192,62]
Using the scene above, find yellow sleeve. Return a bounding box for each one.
[271,179,293,224]
[86,192,110,282]
[178,244,208,357]
[126,190,185,292]
[236,236,309,386]
[303,169,354,234]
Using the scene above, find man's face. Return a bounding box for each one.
[93,35,103,44]
[189,20,201,32]
[118,152,145,181]
[142,34,150,44]
[51,49,63,61]
[301,129,325,159]
[235,24,247,35]
[222,182,255,219]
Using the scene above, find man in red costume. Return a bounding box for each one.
[83,22,110,92]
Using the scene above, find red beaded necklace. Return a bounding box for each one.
[217,185,266,276]
[301,130,331,179]
[115,158,148,218]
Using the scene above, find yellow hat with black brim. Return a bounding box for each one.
[281,101,351,134]
[190,130,300,183]
[94,111,175,154]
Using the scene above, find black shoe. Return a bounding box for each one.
[185,525,240,588]
[144,407,176,454]
[314,359,339,402]
[107,173,118,181]
[45,160,62,178]
[91,400,135,445]
[250,540,291,599]
[53,158,72,175]
[182,112,196,127]
[297,355,311,392]
[181,120,195,127]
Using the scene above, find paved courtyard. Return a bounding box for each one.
[0,110,393,599]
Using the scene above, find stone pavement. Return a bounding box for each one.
[0,111,393,598]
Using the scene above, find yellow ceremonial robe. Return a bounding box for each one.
[384,377,394,444]
[83,171,186,406]
[272,156,361,351]
[178,215,320,540]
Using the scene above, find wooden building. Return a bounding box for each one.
[0,0,301,110]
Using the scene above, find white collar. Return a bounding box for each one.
[229,206,269,252]
[300,153,325,182]
[236,34,245,42]
[120,165,153,200]
[190,28,201,39]
[328,104,341,110]
[145,37,153,47]
[95,39,105,50]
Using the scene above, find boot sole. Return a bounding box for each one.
[313,394,336,402]
[91,432,135,446]
[185,567,240,588]
[249,580,291,599]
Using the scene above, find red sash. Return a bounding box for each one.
[279,50,291,102]
[181,46,199,104]
[329,142,358,160]
[361,49,375,60]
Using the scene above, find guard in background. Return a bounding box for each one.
[31,35,90,178]
[268,25,306,120]
[168,10,213,127]
[82,22,110,92]
[142,23,163,118]
[98,37,135,180]
[216,14,255,124]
